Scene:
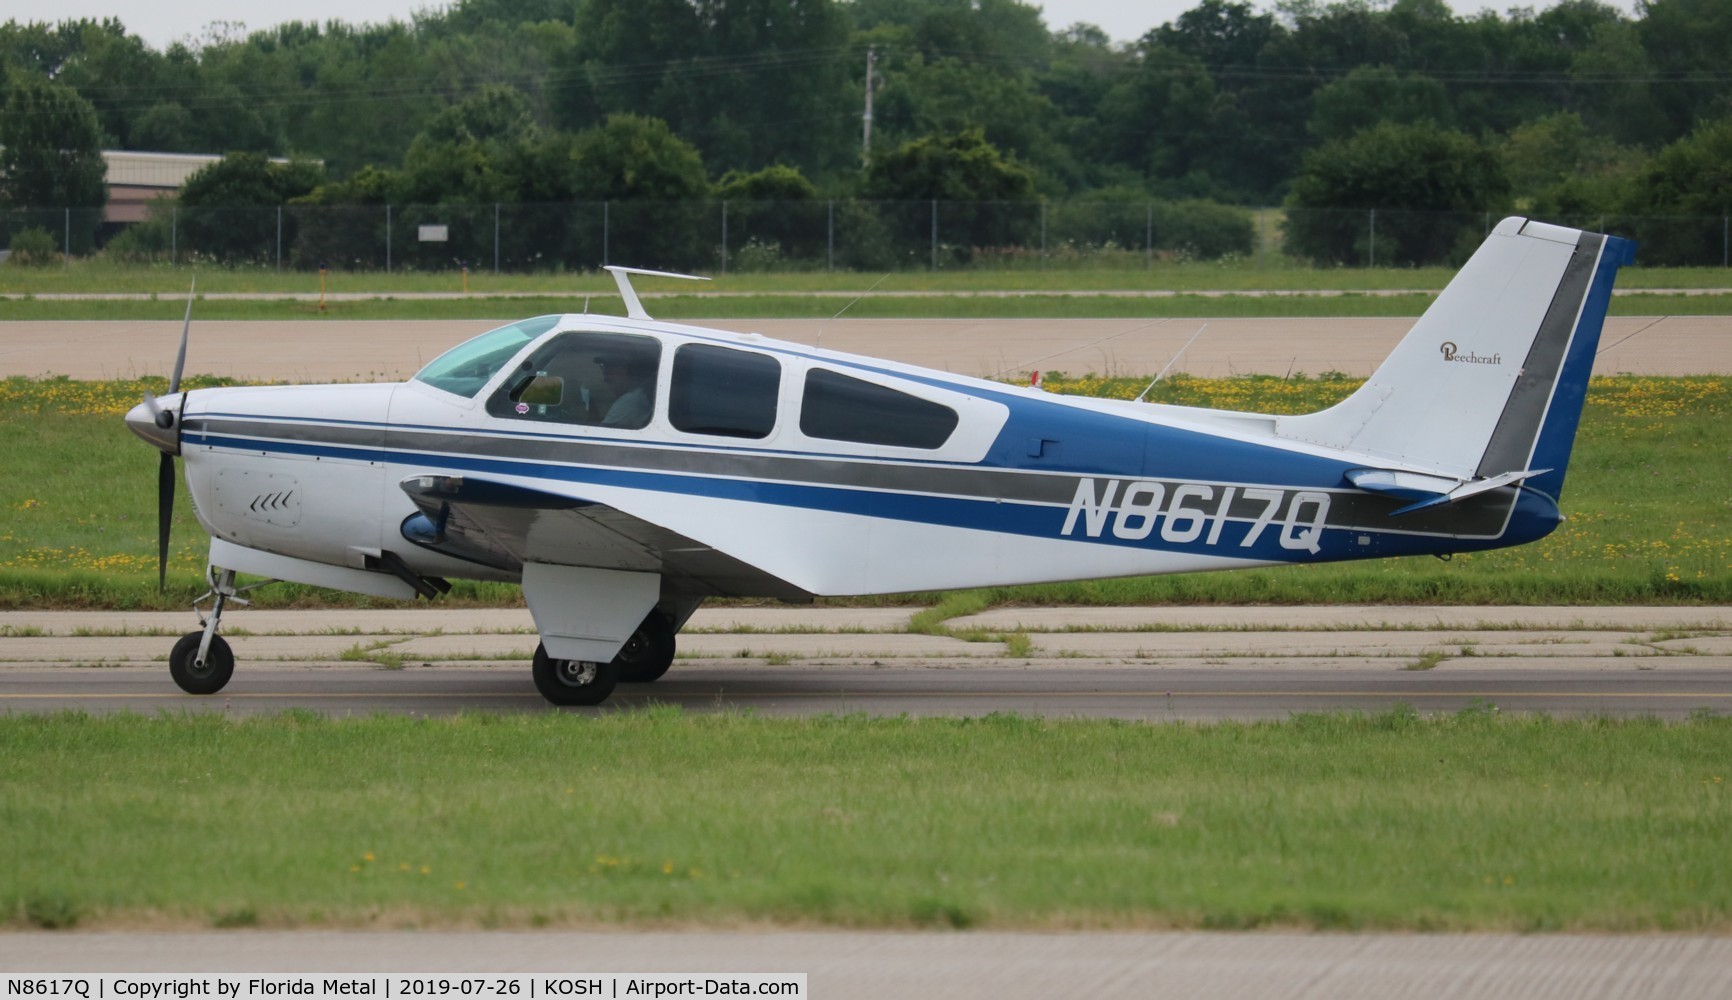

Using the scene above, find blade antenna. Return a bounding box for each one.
[1135,323,1208,403]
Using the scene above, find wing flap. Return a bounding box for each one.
[399,474,810,599]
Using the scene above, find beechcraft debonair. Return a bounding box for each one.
[127,217,1633,705]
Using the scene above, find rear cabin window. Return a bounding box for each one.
[800,369,959,449]
[669,344,780,439]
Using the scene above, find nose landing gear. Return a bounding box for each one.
[167,567,252,695]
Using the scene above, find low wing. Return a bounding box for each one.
[399,474,810,599]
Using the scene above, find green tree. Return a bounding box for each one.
[873,55,1076,193]
[0,76,107,253]
[716,164,824,267]
[1094,45,1223,198]
[179,152,325,263]
[1620,117,1732,265]
[1638,0,1732,141]
[863,127,1035,263]
[1308,66,1451,141]
[1284,122,1511,266]
[567,114,712,269]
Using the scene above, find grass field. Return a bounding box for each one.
[2,291,1730,322]
[2,373,1726,611]
[2,256,1730,322]
[3,258,1730,296]
[3,708,1727,932]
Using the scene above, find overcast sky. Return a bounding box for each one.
[12,0,1641,53]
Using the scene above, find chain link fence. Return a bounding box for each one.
[3,201,1729,271]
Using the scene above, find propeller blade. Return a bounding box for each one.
[169,277,194,395]
[157,451,175,591]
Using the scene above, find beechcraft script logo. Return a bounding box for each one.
[1440,341,1502,365]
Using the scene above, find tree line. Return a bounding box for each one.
[3,0,1731,267]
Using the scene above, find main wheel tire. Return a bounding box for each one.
[532,643,620,706]
[169,632,235,695]
[615,613,676,684]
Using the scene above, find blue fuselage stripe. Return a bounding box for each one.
[186,428,1553,563]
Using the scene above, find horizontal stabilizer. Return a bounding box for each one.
[1347,466,1553,517]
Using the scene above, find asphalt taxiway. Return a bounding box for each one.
[3,605,1728,720]
[3,314,1728,382]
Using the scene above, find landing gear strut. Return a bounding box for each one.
[168,567,252,695]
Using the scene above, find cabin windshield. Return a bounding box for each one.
[413,316,561,397]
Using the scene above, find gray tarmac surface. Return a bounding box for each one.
[3,314,1729,381]
[7,930,1732,1000]
[3,606,1728,720]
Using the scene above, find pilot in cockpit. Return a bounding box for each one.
[596,350,655,428]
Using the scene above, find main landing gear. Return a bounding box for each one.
[531,611,676,706]
[163,574,680,707]
[168,567,249,695]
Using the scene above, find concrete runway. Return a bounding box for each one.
[7,930,1732,1000]
[4,606,1728,720]
[3,314,1730,381]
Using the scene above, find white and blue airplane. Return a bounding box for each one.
[127,217,1633,705]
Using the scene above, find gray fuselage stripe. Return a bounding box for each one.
[187,417,1515,538]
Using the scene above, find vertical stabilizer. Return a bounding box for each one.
[1275,218,1634,500]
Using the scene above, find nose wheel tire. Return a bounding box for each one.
[532,643,620,706]
[169,632,235,695]
[615,613,676,684]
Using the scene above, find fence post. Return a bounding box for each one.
[1723,212,1728,269]
[827,199,834,272]
[1145,202,1153,270]
[171,206,177,265]
[64,207,70,264]
[721,200,728,275]
[1368,208,1376,268]
[930,199,938,271]
[276,205,283,271]
[386,204,393,274]
[494,203,501,275]
[603,201,610,267]
[1039,201,1047,269]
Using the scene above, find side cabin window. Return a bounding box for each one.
[800,369,959,450]
[485,331,661,430]
[669,344,781,439]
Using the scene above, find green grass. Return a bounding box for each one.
[2,709,1727,931]
[2,291,1731,321]
[4,373,1724,610]
[3,257,1729,295]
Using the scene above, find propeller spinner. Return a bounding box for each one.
[123,280,195,590]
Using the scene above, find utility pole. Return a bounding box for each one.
[862,45,877,162]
